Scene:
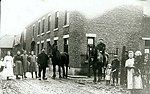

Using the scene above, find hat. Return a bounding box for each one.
[135,51,142,56]
[99,38,104,40]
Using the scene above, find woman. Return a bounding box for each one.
[29,51,38,78]
[14,51,23,79]
[3,51,14,80]
[125,51,143,94]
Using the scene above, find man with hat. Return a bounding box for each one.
[37,48,49,80]
[96,38,106,63]
[111,55,120,86]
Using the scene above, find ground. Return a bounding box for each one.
[0,70,149,94]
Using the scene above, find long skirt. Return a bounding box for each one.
[14,61,23,76]
[29,62,38,72]
[3,61,14,77]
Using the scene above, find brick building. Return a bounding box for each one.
[22,5,150,75]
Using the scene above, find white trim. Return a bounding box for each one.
[42,17,45,20]
[46,39,50,42]
[63,24,69,28]
[46,31,51,34]
[33,24,35,26]
[86,33,96,37]
[63,34,69,38]
[54,37,59,40]
[41,33,45,36]
[38,20,41,23]
[142,37,150,40]
[41,40,44,43]
[37,42,40,44]
[53,28,59,31]
[48,13,51,16]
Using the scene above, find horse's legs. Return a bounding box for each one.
[98,67,102,82]
[52,64,56,78]
[66,64,68,78]
[58,65,62,78]
[93,68,97,82]
[62,64,65,78]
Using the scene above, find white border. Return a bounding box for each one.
[54,37,59,40]
[86,33,96,37]
[63,34,69,38]
[142,37,150,40]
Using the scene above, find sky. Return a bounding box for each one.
[1,0,150,36]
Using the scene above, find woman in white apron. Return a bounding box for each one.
[3,51,14,80]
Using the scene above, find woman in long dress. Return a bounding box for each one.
[3,51,14,80]
[125,51,143,94]
[14,51,23,79]
[29,51,38,78]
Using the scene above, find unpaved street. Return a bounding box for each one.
[0,74,130,94]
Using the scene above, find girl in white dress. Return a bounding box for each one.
[3,51,14,80]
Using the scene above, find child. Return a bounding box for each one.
[111,55,120,86]
[105,64,112,85]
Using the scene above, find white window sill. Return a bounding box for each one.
[46,31,51,34]
[53,28,59,31]
[63,24,69,28]
[41,33,45,36]
[37,35,40,37]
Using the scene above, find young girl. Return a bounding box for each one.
[105,64,112,85]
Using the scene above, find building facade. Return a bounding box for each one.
[23,5,150,75]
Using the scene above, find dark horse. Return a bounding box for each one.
[91,46,108,82]
[50,44,69,79]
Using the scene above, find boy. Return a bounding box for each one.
[111,55,120,86]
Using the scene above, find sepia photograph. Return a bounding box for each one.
[0,0,150,94]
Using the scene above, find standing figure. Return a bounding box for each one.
[29,51,38,78]
[125,51,143,94]
[96,38,106,64]
[111,55,120,86]
[21,50,29,78]
[3,51,14,80]
[14,51,23,79]
[37,48,49,80]
[105,64,112,85]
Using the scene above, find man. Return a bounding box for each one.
[111,55,120,86]
[21,50,29,78]
[96,38,106,63]
[37,48,49,80]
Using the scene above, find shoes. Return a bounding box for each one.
[39,78,41,80]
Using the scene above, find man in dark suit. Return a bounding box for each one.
[37,48,49,80]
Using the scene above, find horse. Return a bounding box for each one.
[92,46,108,82]
[50,44,69,79]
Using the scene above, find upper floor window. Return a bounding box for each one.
[145,40,150,46]
[38,22,41,35]
[48,15,51,31]
[32,25,35,36]
[42,19,45,33]
[64,11,69,25]
[55,11,59,29]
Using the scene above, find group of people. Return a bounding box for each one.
[0,48,49,80]
[96,38,144,94]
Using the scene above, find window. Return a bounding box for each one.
[145,40,150,46]
[55,11,59,29]
[64,38,68,53]
[42,19,45,33]
[37,44,40,55]
[38,22,40,35]
[41,43,44,49]
[32,25,35,36]
[48,16,51,31]
[64,11,69,25]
